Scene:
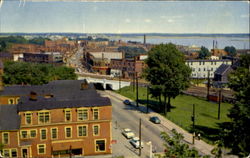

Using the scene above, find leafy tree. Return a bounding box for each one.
[0,41,7,51]
[144,43,191,114]
[198,46,211,59]
[161,129,208,158]
[223,64,250,156]
[224,46,236,57]
[3,61,77,85]
[239,54,250,68]
[211,140,223,158]
[29,37,50,45]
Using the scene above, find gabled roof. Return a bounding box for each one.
[214,64,232,75]
[0,105,20,130]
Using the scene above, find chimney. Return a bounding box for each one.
[29,91,37,101]
[143,34,146,45]
[81,80,89,90]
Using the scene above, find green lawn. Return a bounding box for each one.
[117,86,232,143]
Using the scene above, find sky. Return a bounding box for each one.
[0,0,249,34]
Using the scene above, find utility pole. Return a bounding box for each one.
[133,72,135,92]
[207,69,210,101]
[147,85,149,113]
[191,104,195,144]
[139,118,142,156]
[136,72,139,107]
[69,145,72,158]
[218,89,222,120]
[119,73,121,92]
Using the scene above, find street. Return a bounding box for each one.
[100,91,168,158]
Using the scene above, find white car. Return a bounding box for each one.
[122,128,135,139]
[129,137,144,149]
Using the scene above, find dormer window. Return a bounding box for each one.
[38,111,50,124]
[65,109,71,122]
[25,112,32,125]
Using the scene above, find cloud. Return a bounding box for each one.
[168,19,174,23]
[125,18,131,23]
[160,15,183,19]
[240,14,250,18]
[144,19,151,23]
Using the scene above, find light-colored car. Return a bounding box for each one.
[122,128,135,139]
[129,137,144,149]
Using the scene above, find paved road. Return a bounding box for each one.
[101,90,216,157]
[99,91,167,158]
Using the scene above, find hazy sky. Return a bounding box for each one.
[0,1,249,33]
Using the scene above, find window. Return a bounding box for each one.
[11,149,17,157]
[93,125,99,136]
[211,62,213,65]
[25,113,32,124]
[95,140,105,152]
[38,111,50,124]
[37,144,46,154]
[78,126,87,137]
[215,62,217,65]
[65,127,72,138]
[211,68,213,71]
[191,62,193,65]
[78,109,88,120]
[21,131,28,139]
[2,132,9,144]
[8,98,15,104]
[3,149,10,157]
[40,129,47,140]
[51,128,57,139]
[65,110,71,122]
[199,61,201,65]
[203,61,205,65]
[204,68,206,71]
[198,68,200,71]
[93,109,99,120]
[30,130,37,138]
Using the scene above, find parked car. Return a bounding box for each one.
[122,128,135,139]
[149,116,161,124]
[123,99,131,105]
[129,137,144,149]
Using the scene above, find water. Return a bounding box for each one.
[111,36,250,50]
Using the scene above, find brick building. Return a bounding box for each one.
[0,80,112,157]
[23,52,63,65]
[110,55,147,79]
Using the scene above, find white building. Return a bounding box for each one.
[185,59,232,79]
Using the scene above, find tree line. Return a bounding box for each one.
[2,61,77,85]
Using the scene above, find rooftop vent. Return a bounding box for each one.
[81,80,89,90]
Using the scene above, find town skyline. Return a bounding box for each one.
[0,1,249,34]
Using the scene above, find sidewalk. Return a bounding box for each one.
[105,90,214,156]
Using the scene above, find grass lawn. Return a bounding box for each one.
[117,86,233,144]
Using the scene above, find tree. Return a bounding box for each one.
[3,61,77,85]
[0,41,7,51]
[224,46,236,57]
[161,129,208,158]
[144,43,191,114]
[223,60,250,156]
[198,46,211,59]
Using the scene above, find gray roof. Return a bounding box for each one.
[10,80,111,111]
[0,105,20,130]
[214,64,231,75]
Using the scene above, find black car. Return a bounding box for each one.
[149,116,161,124]
[123,99,131,105]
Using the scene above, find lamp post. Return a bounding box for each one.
[191,104,195,144]
[147,85,149,113]
[218,88,222,120]
[207,68,211,101]
[136,72,139,107]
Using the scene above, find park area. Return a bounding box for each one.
[117,86,233,144]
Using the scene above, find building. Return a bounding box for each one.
[23,52,63,65]
[0,52,13,62]
[0,80,112,157]
[214,64,233,83]
[110,55,147,78]
[185,59,232,79]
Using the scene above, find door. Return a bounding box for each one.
[22,148,29,158]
